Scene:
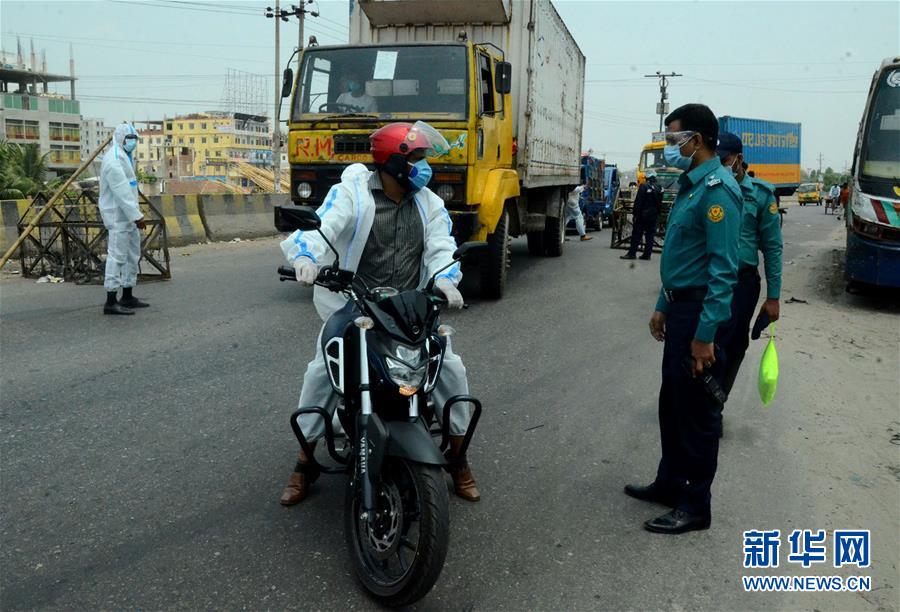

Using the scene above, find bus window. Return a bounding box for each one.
[859,66,900,196]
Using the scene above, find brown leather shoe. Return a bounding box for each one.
[448,435,480,502]
[279,444,318,506]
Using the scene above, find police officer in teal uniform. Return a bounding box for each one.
[715,132,783,397]
[624,104,743,534]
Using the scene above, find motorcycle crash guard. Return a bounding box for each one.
[385,421,448,467]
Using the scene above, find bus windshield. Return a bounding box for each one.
[292,45,468,121]
[859,66,900,184]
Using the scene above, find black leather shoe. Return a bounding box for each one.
[644,509,711,534]
[639,255,652,260]
[623,483,676,507]
[620,254,637,260]
[120,297,150,308]
[103,303,135,315]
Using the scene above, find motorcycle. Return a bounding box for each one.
[276,206,486,607]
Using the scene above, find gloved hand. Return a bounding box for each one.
[292,257,318,287]
[434,277,464,309]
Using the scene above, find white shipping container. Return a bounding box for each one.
[349,0,585,189]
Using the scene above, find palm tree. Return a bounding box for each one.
[0,141,50,198]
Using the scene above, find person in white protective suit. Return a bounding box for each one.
[279,121,481,505]
[99,123,149,315]
[565,181,593,242]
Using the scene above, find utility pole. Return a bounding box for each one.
[817,152,825,179]
[266,2,287,193]
[645,71,682,132]
[266,2,320,193]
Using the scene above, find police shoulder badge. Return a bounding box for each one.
[707,204,725,223]
[769,202,778,214]
[707,176,722,187]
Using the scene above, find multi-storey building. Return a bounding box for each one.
[0,64,81,175]
[80,118,114,160]
[162,112,272,188]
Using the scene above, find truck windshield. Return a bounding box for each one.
[640,148,666,170]
[859,65,900,186]
[292,45,468,121]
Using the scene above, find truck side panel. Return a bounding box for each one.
[718,116,802,188]
[522,0,584,188]
[349,0,584,189]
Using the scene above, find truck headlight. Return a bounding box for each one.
[436,184,455,202]
[296,182,312,198]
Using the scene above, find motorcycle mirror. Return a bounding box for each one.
[275,205,320,232]
[452,241,489,261]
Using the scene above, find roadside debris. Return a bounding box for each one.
[786,297,808,304]
[35,275,64,284]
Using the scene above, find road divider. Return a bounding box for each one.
[199,193,290,242]
[1,193,294,260]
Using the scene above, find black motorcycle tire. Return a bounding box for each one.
[345,458,449,608]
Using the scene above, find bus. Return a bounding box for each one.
[846,56,900,289]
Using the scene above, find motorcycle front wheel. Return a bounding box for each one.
[345,457,450,607]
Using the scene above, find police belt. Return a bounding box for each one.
[663,287,707,304]
[738,266,761,281]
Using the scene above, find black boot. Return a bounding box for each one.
[620,253,637,260]
[120,287,149,309]
[104,302,134,315]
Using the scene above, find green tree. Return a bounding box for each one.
[0,141,50,197]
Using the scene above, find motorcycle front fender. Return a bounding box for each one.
[385,421,447,467]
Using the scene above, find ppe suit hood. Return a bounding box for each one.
[113,123,138,160]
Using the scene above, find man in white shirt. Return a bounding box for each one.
[335,72,378,113]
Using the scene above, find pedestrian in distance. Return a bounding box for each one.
[279,121,481,507]
[621,171,662,260]
[714,132,783,403]
[625,103,743,535]
[99,123,149,315]
[565,182,593,242]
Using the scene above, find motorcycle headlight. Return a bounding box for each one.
[384,343,428,390]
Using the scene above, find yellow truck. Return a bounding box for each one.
[279,0,585,298]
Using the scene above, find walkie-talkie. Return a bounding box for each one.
[682,355,728,405]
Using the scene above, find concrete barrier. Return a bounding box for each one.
[0,199,34,258]
[199,193,290,242]
[147,195,207,248]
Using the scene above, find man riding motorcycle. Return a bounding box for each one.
[279,121,481,505]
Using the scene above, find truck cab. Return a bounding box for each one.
[281,0,585,299]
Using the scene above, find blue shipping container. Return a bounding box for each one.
[718,116,802,189]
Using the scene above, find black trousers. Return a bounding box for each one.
[627,219,656,257]
[720,271,762,396]
[653,300,730,516]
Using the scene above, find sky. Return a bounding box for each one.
[1,0,898,172]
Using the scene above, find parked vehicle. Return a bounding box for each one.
[797,182,823,206]
[569,155,610,231]
[277,206,486,607]
[717,116,802,198]
[845,56,900,289]
[279,0,585,299]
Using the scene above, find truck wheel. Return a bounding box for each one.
[543,190,565,257]
[480,210,509,299]
[526,231,544,255]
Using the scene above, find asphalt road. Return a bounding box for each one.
[1,204,897,610]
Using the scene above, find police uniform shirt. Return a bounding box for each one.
[655,157,743,343]
[737,174,783,300]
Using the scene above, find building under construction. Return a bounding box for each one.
[0,40,82,176]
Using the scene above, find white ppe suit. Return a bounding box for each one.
[565,185,587,236]
[99,123,144,291]
[281,164,472,441]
